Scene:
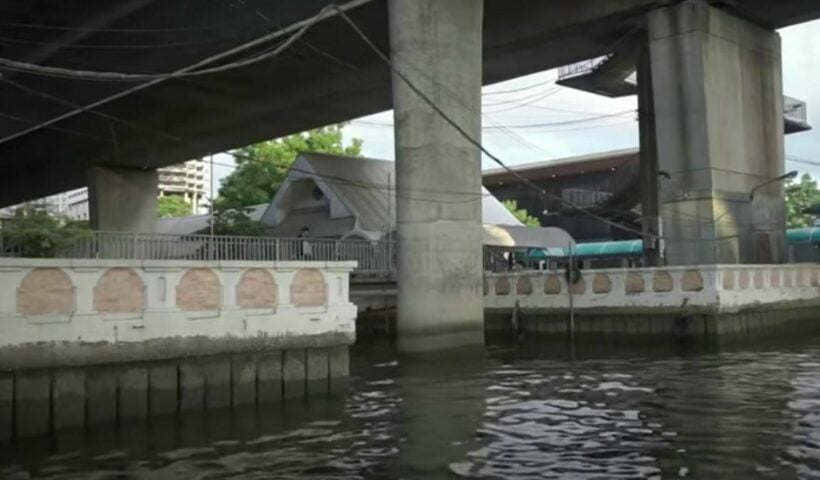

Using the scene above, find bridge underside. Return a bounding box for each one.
[0,0,819,206]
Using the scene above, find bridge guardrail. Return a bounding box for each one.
[0,231,396,277]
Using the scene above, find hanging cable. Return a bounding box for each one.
[0,4,335,81]
[332,5,654,240]
[0,1,374,149]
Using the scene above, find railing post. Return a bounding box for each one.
[133,232,138,260]
[275,238,280,262]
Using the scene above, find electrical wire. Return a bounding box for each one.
[0,1,377,82]
[212,155,492,205]
[0,20,225,34]
[0,0,371,149]
[0,5,333,82]
[333,6,654,240]
[0,34,239,50]
[482,110,636,129]
[482,76,559,96]
[0,111,111,143]
[0,76,187,145]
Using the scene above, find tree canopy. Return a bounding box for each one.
[215,125,363,211]
[0,207,90,258]
[786,173,820,228]
[157,195,193,218]
[502,199,541,227]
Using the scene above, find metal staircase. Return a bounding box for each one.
[556,44,640,98]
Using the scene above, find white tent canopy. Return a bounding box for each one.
[483,224,575,250]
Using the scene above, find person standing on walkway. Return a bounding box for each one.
[300,227,313,260]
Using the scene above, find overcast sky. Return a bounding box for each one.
[215,19,820,187]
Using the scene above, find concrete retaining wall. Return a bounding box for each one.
[0,258,357,441]
[0,259,357,369]
[0,347,349,442]
[485,264,820,337]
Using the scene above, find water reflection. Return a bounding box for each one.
[3,336,820,479]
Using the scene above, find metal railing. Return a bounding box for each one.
[557,55,610,81]
[784,96,808,125]
[0,231,396,277]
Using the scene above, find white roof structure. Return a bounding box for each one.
[262,153,524,239]
[158,152,574,248]
[155,203,267,235]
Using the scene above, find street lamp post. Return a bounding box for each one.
[749,170,798,202]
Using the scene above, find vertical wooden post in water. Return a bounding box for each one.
[568,241,575,347]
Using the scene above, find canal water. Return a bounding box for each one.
[3,334,820,479]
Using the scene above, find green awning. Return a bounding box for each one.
[787,228,820,245]
[569,240,644,257]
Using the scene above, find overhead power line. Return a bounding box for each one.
[0,20,225,34]
[332,6,653,240]
[0,4,336,81]
[0,0,371,149]
[0,34,237,50]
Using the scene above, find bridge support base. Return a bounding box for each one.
[389,0,485,352]
[87,166,158,233]
[648,0,786,265]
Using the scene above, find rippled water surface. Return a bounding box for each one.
[4,336,820,479]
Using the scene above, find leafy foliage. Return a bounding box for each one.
[0,207,91,258]
[157,195,193,218]
[786,173,820,228]
[215,125,363,211]
[502,199,541,227]
[212,209,267,237]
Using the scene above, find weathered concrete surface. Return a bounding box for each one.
[86,370,118,425]
[0,347,350,443]
[257,352,283,404]
[15,373,50,438]
[306,348,329,396]
[649,0,786,265]
[485,264,820,338]
[148,364,178,417]
[203,360,232,410]
[328,346,350,395]
[231,356,257,407]
[0,375,12,441]
[389,0,485,352]
[87,166,159,233]
[0,259,357,371]
[179,364,206,412]
[118,368,149,422]
[53,370,86,430]
[283,350,306,400]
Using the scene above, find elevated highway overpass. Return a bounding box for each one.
[0,0,819,206]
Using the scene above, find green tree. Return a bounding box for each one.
[502,199,541,227]
[157,196,193,218]
[786,173,820,228]
[0,207,90,258]
[215,124,363,211]
[212,208,267,237]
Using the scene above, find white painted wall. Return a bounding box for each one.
[485,264,820,313]
[0,259,357,349]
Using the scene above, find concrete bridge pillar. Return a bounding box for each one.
[87,166,158,232]
[648,0,786,265]
[388,0,485,352]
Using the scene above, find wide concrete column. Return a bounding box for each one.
[87,166,158,232]
[389,0,485,352]
[648,0,786,265]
